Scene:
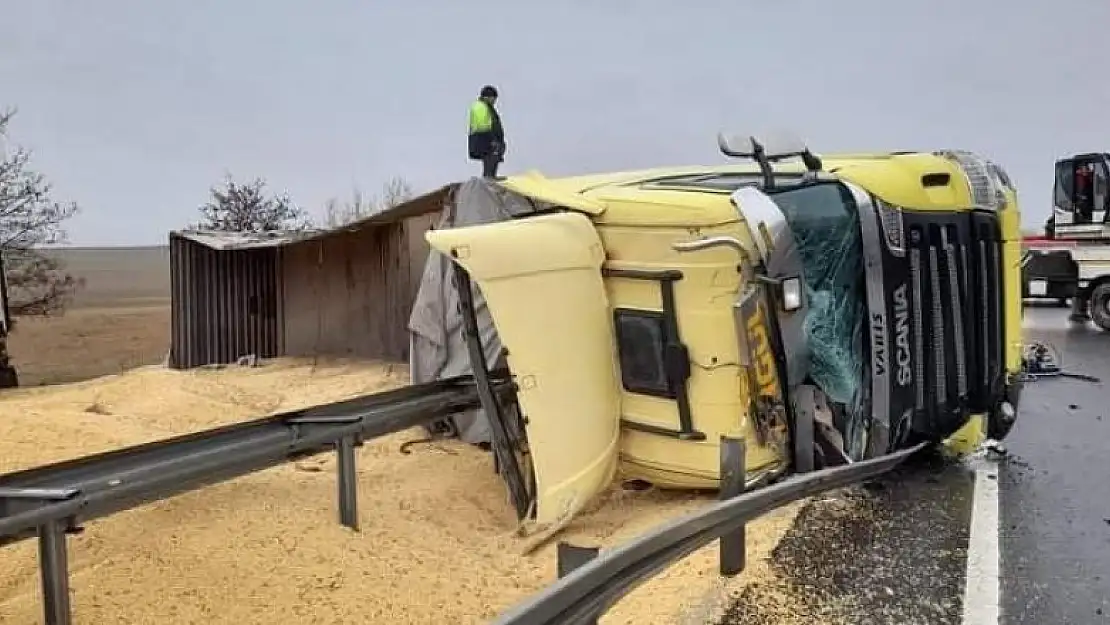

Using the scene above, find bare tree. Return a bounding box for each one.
[322,188,373,229]
[322,176,414,228]
[380,176,415,211]
[197,174,311,232]
[0,108,81,317]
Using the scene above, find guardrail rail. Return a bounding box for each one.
[0,375,511,625]
[491,439,928,625]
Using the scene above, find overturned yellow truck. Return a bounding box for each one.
[408,135,1024,535]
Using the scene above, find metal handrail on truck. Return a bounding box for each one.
[0,375,510,625]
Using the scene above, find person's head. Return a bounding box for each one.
[480,85,498,105]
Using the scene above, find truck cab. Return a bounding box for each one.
[416,135,1024,532]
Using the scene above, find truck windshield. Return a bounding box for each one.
[768,182,869,458]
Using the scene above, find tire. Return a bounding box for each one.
[1089,282,1110,331]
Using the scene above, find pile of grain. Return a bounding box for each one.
[0,359,799,624]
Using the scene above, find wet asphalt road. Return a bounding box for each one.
[1003,306,1110,624]
[719,452,975,625]
[718,306,1110,624]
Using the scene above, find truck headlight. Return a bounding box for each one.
[781,277,803,312]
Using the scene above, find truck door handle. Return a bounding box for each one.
[672,236,751,261]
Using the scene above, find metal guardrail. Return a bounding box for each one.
[0,375,506,625]
[491,440,928,625]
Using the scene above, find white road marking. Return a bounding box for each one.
[961,457,1001,624]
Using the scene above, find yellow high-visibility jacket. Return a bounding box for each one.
[467,99,504,160]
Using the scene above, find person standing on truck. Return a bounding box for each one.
[468,85,506,178]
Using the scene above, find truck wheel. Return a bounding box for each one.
[1089,283,1110,331]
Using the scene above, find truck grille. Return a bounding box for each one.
[902,210,1004,437]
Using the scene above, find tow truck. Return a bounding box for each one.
[1023,152,1110,329]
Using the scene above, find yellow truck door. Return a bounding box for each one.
[425,211,621,530]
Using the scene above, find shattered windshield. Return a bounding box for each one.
[768,183,869,459]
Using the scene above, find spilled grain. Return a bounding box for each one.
[0,359,800,624]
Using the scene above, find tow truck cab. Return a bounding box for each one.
[424,136,1023,531]
[1050,152,1110,236]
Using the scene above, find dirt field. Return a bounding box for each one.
[53,246,170,310]
[7,246,171,386]
[8,306,170,385]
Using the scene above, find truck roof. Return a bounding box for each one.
[502,151,984,226]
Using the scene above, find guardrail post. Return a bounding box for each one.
[556,542,600,625]
[793,393,815,474]
[719,435,746,577]
[337,435,359,531]
[38,519,72,625]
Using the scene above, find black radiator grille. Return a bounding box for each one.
[903,211,1004,437]
[973,212,1005,398]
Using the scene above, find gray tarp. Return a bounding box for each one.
[407,177,547,444]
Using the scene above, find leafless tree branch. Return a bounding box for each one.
[0,108,82,321]
[195,173,312,232]
[321,176,414,228]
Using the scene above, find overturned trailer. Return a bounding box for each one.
[409,138,1026,536]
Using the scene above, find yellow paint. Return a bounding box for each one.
[495,172,607,215]
[424,212,621,528]
[435,148,1024,504]
[942,413,986,457]
[747,302,780,399]
[998,190,1025,373]
[598,218,787,489]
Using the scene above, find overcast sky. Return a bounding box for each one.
[1,0,1106,246]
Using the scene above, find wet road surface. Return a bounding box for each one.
[719,452,975,624]
[718,306,1110,624]
[1002,306,1110,623]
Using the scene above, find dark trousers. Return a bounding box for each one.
[482,152,500,178]
[481,142,504,178]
